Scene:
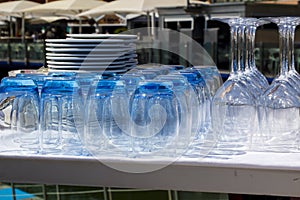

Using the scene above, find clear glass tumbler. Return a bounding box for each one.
[84,79,130,156]
[129,80,181,157]
[40,78,84,155]
[0,77,40,152]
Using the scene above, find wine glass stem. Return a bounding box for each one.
[288,24,296,71]
[245,26,257,71]
[278,24,289,76]
[230,25,239,75]
[245,26,251,70]
[238,25,245,72]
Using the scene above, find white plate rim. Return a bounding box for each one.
[67,34,137,39]
[47,60,126,65]
[48,68,128,73]
[46,47,133,52]
[45,38,126,43]
[46,43,127,48]
[46,52,136,57]
[46,56,133,61]
[47,64,128,69]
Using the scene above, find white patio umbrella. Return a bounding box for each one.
[28,16,69,24]
[22,0,107,33]
[78,0,186,36]
[0,0,41,40]
[79,0,186,17]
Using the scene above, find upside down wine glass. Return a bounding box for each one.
[211,18,256,156]
[258,17,300,152]
[244,18,270,92]
[235,18,265,98]
[238,18,271,148]
[287,17,300,93]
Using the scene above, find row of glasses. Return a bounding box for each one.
[2,18,299,157]
[84,64,222,158]
[85,69,173,157]
[0,72,100,155]
[0,65,222,157]
[211,16,300,156]
[129,64,218,139]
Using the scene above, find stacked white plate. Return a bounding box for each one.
[45,34,138,73]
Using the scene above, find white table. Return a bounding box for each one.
[1,131,300,197]
[1,151,300,197]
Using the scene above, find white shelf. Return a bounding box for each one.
[1,151,300,197]
[1,131,300,197]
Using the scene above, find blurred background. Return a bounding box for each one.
[0,0,299,200]
[0,0,299,80]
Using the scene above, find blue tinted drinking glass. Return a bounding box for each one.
[129,80,180,156]
[0,77,39,151]
[177,70,210,132]
[16,73,49,96]
[170,71,216,156]
[75,73,102,103]
[184,68,213,130]
[185,68,212,100]
[119,74,144,96]
[85,79,130,156]
[193,66,223,97]
[155,75,193,153]
[40,79,84,155]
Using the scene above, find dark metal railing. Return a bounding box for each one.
[0,37,44,66]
